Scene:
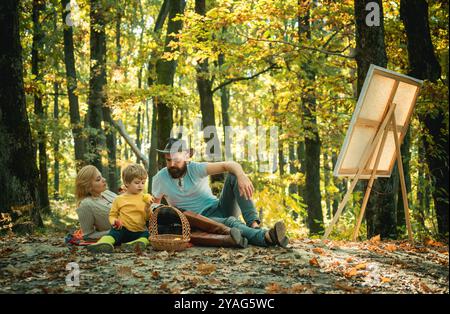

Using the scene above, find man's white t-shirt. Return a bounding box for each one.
[151,161,219,214]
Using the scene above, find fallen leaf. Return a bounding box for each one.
[385,244,397,252]
[116,265,132,277]
[414,247,429,253]
[151,271,160,279]
[423,237,445,247]
[330,261,341,268]
[134,259,145,266]
[132,271,144,279]
[265,282,286,294]
[344,268,358,278]
[309,257,320,267]
[419,282,433,293]
[298,269,318,277]
[380,276,391,283]
[367,245,385,254]
[335,282,356,292]
[345,257,353,263]
[3,264,23,276]
[208,278,221,285]
[197,263,216,275]
[312,247,325,255]
[369,234,381,244]
[355,263,367,270]
[290,283,311,293]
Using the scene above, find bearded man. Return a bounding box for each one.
[151,138,288,248]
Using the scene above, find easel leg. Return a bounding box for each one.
[392,116,414,243]
[352,177,374,241]
[352,118,392,241]
[323,177,360,241]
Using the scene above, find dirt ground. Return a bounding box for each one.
[0,233,448,294]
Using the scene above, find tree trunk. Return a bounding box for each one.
[148,100,159,193]
[87,0,107,173]
[417,141,432,215]
[102,1,122,193]
[147,0,170,181]
[297,141,306,202]
[331,151,345,216]
[278,139,285,176]
[355,0,397,239]
[155,0,185,170]
[218,53,230,141]
[61,0,86,170]
[298,3,323,235]
[136,105,142,164]
[400,0,448,239]
[115,0,122,67]
[103,108,118,193]
[303,100,323,235]
[0,0,43,227]
[288,143,299,195]
[53,80,60,200]
[195,0,223,180]
[32,0,50,212]
[323,152,331,219]
[53,8,60,200]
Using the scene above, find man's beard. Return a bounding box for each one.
[168,163,187,179]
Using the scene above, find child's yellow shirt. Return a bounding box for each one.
[109,193,150,232]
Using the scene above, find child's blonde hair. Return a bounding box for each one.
[122,163,148,184]
[75,165,100,205]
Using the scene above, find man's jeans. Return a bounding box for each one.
[202,174,260,226]
[211,216,268,247]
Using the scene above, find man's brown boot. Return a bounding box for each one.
[183,211,231,235]
[190,228,248,248]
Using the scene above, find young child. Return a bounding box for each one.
[87,164,154,253]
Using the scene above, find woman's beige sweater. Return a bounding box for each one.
[76,190,117,239]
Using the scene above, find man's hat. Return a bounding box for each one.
[156,138,194,157]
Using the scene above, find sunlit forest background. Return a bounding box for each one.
[1,0,448,241]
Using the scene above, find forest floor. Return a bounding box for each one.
[0,231,448,294]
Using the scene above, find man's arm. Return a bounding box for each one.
[153,197,162,204]
[206,161,254,200]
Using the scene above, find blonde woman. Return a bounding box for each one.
[75,165,117,240]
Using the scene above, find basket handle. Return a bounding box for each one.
[149,205,191,241]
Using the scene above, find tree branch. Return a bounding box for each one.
[244,36,355,59]
[212,63,280,93]
[110,119,149,169]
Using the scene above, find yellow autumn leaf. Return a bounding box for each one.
[197,263,216,275]
[344,268,358,278]
[355,263,367,270]
[380,276,391,283]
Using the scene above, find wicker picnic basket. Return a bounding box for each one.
[148,205,191,251]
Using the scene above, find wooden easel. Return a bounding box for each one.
[322,100,414,243]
